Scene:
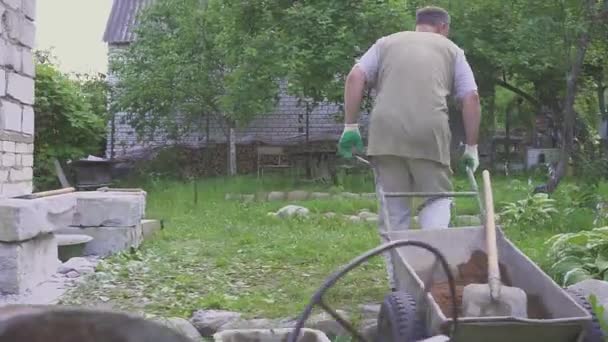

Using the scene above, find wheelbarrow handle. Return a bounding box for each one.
[466,166,486,222]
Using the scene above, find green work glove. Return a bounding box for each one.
[338,124,364,159]
[459,144,479,173]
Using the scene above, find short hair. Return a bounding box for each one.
[416,6,451,27]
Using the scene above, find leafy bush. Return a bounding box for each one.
[546,227,608,286]
[499,193,558,228]
[34,57,107,190]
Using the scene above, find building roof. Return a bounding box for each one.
[103,0,154,44]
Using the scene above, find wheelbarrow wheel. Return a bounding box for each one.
[377,291,426,342]
[566,288,605,342]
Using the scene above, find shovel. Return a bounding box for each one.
[461,170,528,318]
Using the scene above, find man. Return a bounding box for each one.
[338,6,481,289]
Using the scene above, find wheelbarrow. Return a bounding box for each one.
[287,158,600,342]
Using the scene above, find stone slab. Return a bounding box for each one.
[0,193,76,242]
[142,219,161,239]
[0,233,60,295]
[57,225,144,257]
[72,191,146,227]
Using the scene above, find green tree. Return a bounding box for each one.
[33,52,107,190]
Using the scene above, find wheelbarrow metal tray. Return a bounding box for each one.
[387,226,592,342]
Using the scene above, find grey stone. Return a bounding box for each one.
[255,192,268,201]
[360,304,381,319]
[142,219,162,239]
[0,193,76,242]
[154,317,203,341]
[72,192,145,227]
[190,309,242,337]
[7,72,35,105]
[268,192,286,201]
[219,318,292,331]
[9,167,32,182]
[224,193,241,201]
[214,328,331,342]
[340,192,360,199]
[311,192,331,200]
[362,193,377,199]
[0,233,60,295]
[276,205,310,219]
[305,310,349,337]
[358,211,377,220]
[360,319,378,341]
[58,257,94,275]
[346,215,362,222]
[287,190,309,201]
[242,194,255,203]
[58,225,144,257]
[19,17,35,48]
[323,212,337,218]
[0,99,22,132]
[66,270,80,278]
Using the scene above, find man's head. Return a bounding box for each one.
[415,6,451,37]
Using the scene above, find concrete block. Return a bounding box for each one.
[15,142,28,153]
[4,7,20,40]
[19,18,35,48]
[1,181,30,198]
[0,193,76,242]
[142,219,161,239]
[0,38,21,69]
[7,72,34,105]
[57,225,144,257]
[21,105,34,134]
[21,154,32,167]
[3,0,21,10]
[73,192,146,227]
[21,49,34,77]
[0,169,8,182]
[0,69,5,96]
[0,99,22,132]
[2,141,16,153]
[0,233,60,295]
[2,153,15,167]
[22,0,35,20]
[9,167,31,182]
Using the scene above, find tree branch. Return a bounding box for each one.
[495,79,541,107]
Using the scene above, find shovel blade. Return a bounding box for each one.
[462,283,528,318]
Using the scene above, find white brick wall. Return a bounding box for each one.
[0,99,22,131]
[0,0,36,198]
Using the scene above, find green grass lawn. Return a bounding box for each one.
[60,171,595,320]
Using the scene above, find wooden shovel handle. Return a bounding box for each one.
[482,170,502,297]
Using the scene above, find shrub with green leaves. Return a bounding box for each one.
[34,56,107,190]
[546,227,608,286]
[499,193,558,228]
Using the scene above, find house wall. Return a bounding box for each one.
[0,0,36,197]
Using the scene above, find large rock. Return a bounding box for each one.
[190,310,242,337]
[311,192,331,200]
[276,205,310,219]
[58,257,94,275]
[142,219,162,239]
[0,193,76,242]
[287,191,309,201]
[267,192,286,202]
[72,191,146,227]
[154,317,203,341]
[57,225,144,257]
[219,318,294,331]
[0,233,60,294]
[305,311,349,338]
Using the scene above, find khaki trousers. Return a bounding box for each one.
[371,155,453,289]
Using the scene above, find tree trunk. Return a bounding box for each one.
[539,24,592,193]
